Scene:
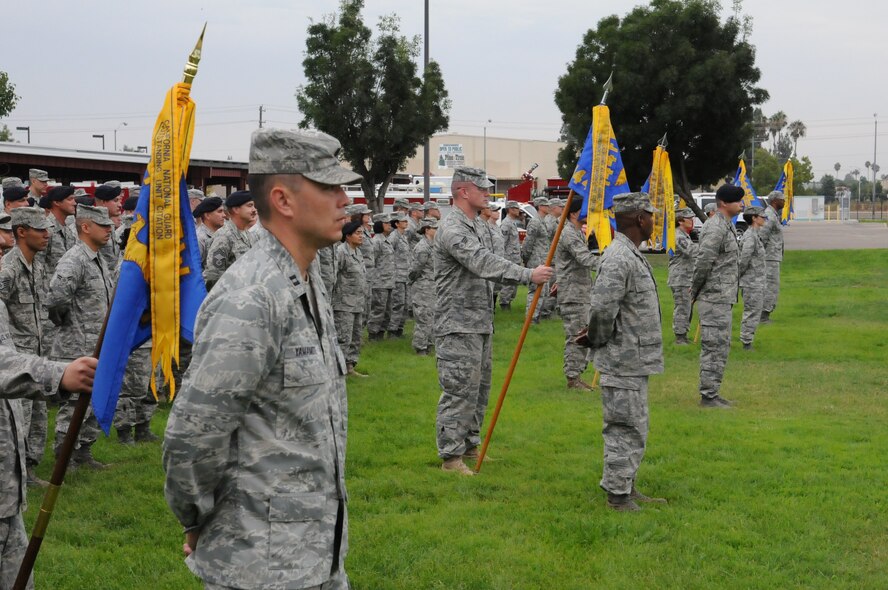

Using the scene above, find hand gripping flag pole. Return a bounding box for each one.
[13,27,206,589]
[475,75,615,473]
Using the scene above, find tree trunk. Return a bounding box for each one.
[376,175,393,211]
[360,178,382,213]
[676,159,706,222]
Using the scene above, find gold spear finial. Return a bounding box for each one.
[599,71,614,105]
[183,23,207,84]
[738,150,747,161]
[658,132,668,148]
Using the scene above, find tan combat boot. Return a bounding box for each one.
[567,377,594,391]
[441,457,475,476]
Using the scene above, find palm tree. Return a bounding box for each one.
[768,111,788,154]
[834,162,841,178]
[787,120,807,156]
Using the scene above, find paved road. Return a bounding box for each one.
[784,221,888,250]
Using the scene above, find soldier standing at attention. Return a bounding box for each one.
[554,198,598,391]
[434,167,553,475]
[45,205,115,468]
[333,221,368,377]
[0,214,13,257]
[542,198,563,318]
[522,197,551,322]
[3,186,30,215]
[578,192,665,512]
[667,207,699,345]
[498,201,523,310]
[387,212,410,338]
[203,190,257,290]
[368,213,395,340]
[0,301,97,590]
[738,206,767,350]
[348,204,375,330]
[691,184,743,408]
[424,202,441,220]
[26,169,50,204]
[164,128,357,590]
[0,207,52,487]
[94,183,125,281]
[760,190,785,323]
[192,196,226,267]
[409,218,437,355]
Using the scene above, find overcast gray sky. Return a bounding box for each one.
[3,0,886,181]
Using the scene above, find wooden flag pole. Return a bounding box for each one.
[475,190,576,473]
[591,370,600,388]
[693,322,701,344]
[13,306,113,590]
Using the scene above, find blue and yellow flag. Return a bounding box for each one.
[92,78,206,434]
[641,145,676,255]
[732,159,765,208]
[774,160,794,225]
[568,105,628,249]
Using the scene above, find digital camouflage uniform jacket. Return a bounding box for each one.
[666,227,698,288]
[554,222,598,304]
[738,226,766,289]
[434,207,533,336]
[331,243,365,313]
[0,247,46,354]
[521,214,549,266]
[760,206,784,262]
[203,220,256,288]
[585,232,664,377]
[499,216,522,264]
[370,233,395,289]
[691,213,739,304]
[163,233,349,590]
[45,241,113,360]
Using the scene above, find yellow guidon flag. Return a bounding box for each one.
[780,160,794,224]
[645,143,675,254]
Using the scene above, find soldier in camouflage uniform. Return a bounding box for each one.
[368,213,395,340]
[3,185,30,216]
[333,221,368,376]
[348,204,375,329]
[0,213,13,257]
[738,206,767,350]
[387,212,410,337]
[667,207,699,344]
[46,205,116,468]
[409,218,437,355]
[522,197,552,322]
[0,300,97,590]
[424,202,441,220]
[541,198,563,318]
[691,185,743,408]
[554,198,598,391]
[0,207,52,487]
[203,190,257,290]
[193,196,226,267]
[164,128,356,590]
[317,243,338,298]
[94,183,124,282]
[498,201,523,310]
[578,192,665,512]
[760,190,785,323]
[434,167,553,476]
[115,193,139,246]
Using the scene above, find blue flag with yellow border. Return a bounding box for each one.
[774,160,794,225]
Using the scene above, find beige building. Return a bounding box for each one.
[402,133,565,192]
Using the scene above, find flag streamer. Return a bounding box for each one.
[775,160,794,225]
[732,159,765,208]
[642,145,676,255]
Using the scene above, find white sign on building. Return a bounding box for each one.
[438,143,465,169]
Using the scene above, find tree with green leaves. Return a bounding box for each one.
[554,0,768,201]
[787,120,806,157]
[819,175,836,201]
[0,71,17,118]
[750,147,813,196]
[297,0,450,212]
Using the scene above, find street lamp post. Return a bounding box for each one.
[92,134,105,150]
[483,119,491,173]
[114,122,128,151]
[15,126,30,144]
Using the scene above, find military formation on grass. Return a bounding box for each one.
[0,130,786,588]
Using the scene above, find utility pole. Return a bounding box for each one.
[16,126,30,144]
[872,114,878,216]
[259,105,265,128]
[422,0,430,203]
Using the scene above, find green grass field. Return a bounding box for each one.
[26,249,888,589]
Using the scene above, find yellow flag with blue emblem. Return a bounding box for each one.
[775,160,794,225]
[641,144,675,255]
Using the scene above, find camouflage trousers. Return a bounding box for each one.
[435,333,492,460]
[387,282,408,333]
[559,301,590,379]
[113,345,157,429]
[763,261,781,313]
[670,286,693,336]
[698,301,733,399]
[19,399,47,467]
[333,310,363,367]
[499,283,517,306]
[367,287,392,335]
[55,392,100,450]
[203,568,348,589]
[740,286,764,345]
[0,513,32,590]
[541,272,558,317]
[362,284,371,329]
[525,281,550,321]
[599,375,649,496]
[410,287,435,353]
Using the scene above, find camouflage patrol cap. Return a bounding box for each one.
[675,207,695,220]
[72,188,90,199]
[390,212,408,222]
[103,180,122,188]
[76,204,114,227]
[29,169,50,182]
[549,198,564,208]
[188,188,206,202]
[0,213,11,231]
[249,128,363,185]
[767,190,785,201]
[533,197,550,207]
[612,192,657,214]
[355,204,372,214]
[745,205,765,217]
[372,213,389,223]
[704,203,718,214]
[392,198,410,209]
[10,206,52,230]
[505,200,520,209]
[419,217,438,230]
[488,201,502,212]
[2,177,23,190]
[422,202,439,211]
[407,202,422,211]
[452,167,493,189]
